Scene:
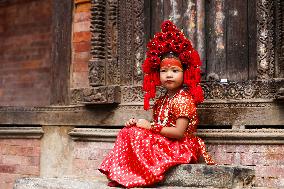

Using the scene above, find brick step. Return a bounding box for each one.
[14,164,255,189]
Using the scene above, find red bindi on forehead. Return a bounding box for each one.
[160,58,182,69]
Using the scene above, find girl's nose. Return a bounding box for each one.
[166,71,173,78]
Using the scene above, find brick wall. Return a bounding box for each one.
[72,141,113,179]
[71,141,284,188]
[71,0,91,88]
[0,139,40,189]
[0,0,52,106]
[208,144,284,188]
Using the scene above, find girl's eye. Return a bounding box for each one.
[160,69,166,72]
[173,69,180,73]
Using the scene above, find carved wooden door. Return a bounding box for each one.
[83,0,283,127]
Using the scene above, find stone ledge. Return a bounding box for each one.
[0,127,43,139]
[14,164,255,189]
[69,128,284,144]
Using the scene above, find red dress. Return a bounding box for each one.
[99,89,214,188]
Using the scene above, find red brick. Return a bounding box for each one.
[0,0,52,107]
[0,173,21,183]
[22,60,42,69]
[73,159,88,169]
[73,61,88,72]
[0,165,16,174]
[73,31,92,42]
[27,156,40,166]
[74,12,91,23]
[265,145,284,154]
[0,183,13,189]
[240,152,263,166]
[16,147,34,156]
[73,21,91,32]
[73,41,91,52]
[0,143,9,155]
[75,2,91,13]
[75,0,90,4]
[0,139,40,147]
[16,165,39,175]
[2,155,27,165]
[73,52,91,62]
[255,166,284,178]
[255,176,280,188]
[214,152,234,165]
[71,72,89,88]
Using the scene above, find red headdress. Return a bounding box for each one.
[142,20,204,110]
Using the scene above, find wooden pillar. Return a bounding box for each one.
[50,0,73,105]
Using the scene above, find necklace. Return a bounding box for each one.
[157,89,183,126]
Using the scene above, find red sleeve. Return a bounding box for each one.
[171,94,196,119]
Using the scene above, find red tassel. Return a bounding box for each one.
[183,69,190,86]
[143,74,150,91]
[150,81,156,98]
[144,93,150,110]
[195,67,201,83]
[190,85,204,104]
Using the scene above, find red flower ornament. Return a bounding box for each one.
[161,20,177,32]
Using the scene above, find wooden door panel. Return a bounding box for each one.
[226,0,249,81]
[205,0,227,81]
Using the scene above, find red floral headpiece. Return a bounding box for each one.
[142,20,204,110]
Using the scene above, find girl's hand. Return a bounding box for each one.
[136,119,151,130]
[124,118,137,127]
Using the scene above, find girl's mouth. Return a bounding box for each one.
[165,80,174,84]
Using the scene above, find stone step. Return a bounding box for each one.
[161,164,255,188]
[14,164,255,189]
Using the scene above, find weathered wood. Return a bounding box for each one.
[183,0,197,47]
[150,0,163,37]
[119,0,134,85]
[276,0,284,78]
[256,0,275,80]
[50,0,72,105]
[163,0,183,28]
[248,0,257,80]
[132,0,145,85]
[144,0,151,44]
[105,0,119,85]
[90,0,106,86]
[196,0,206,80]
[205,0,227,80]
[226,0,248,81]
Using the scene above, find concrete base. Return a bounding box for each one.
[14,164,255,189]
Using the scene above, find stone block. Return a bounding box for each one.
[161,164,255,188]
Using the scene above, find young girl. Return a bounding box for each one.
[99,20,215,188]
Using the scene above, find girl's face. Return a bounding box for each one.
[160,59,183,92]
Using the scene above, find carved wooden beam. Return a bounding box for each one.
[72,85,120,104]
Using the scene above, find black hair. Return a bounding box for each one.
[160,52,179,60]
